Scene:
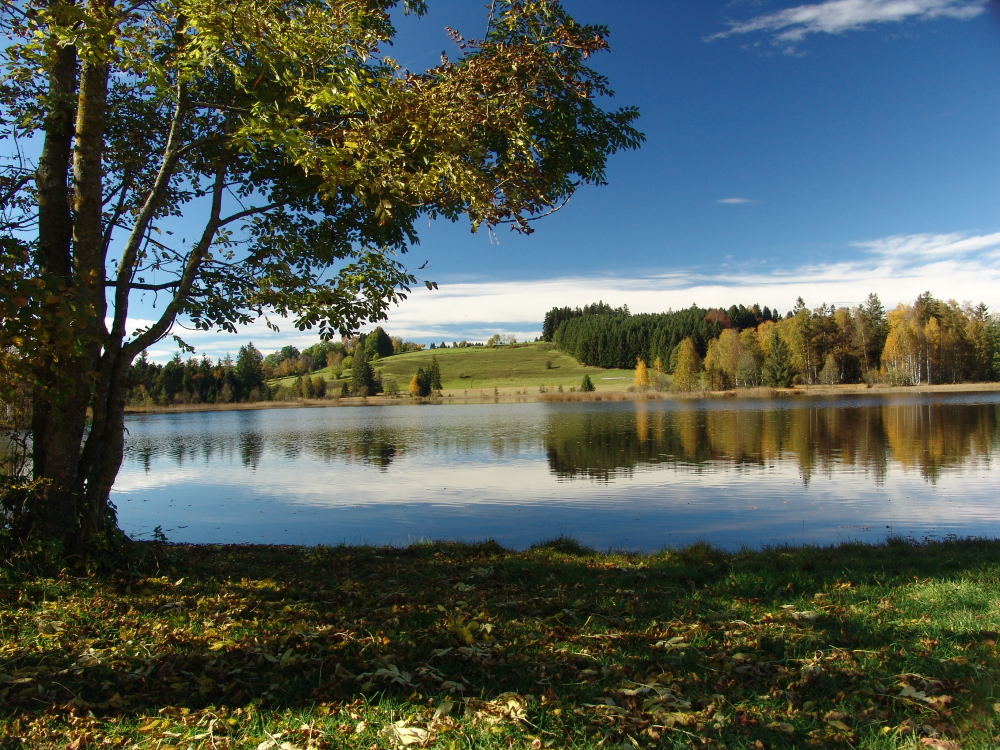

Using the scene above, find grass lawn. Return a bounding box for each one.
[271,342,638,397]
[3,538,1000,748]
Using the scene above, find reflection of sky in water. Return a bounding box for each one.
[113,395,1000,551]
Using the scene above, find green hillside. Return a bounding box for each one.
[272,342,637,396]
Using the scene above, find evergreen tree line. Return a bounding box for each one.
[128,343,270,406]
[553,307,726,369]
[541,301,630,342]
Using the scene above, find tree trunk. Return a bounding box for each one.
[79,347,132,549]
[28,6,86,551]
[24,0,124,560]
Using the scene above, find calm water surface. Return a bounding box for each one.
[113,392,1000,551]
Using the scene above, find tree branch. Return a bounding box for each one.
[109,82,189,346]
[0,174,32,207]
[219,200,287,226]
[104,279,180,291]
[124,164,227,358]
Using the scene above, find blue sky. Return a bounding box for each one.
[145,0,1000,360]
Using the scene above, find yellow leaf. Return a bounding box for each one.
[381,721,431,747]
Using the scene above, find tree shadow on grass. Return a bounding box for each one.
[3,538,1000,745]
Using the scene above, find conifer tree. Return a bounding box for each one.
[351,344,379,396]
[763,331,795,388]
[429,357,443,390]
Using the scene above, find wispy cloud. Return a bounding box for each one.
[708,0,987,47]
[718,197,756,204]
[133,229,1000,361]
[852,230,1000,259]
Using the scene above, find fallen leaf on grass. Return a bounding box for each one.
[920,739,961,750]
[380,721,431,747]
[256,740,304,750]
[433,701,455,720]
[767,721,795,734]
[654,636,689,650]
[469,692,529,726]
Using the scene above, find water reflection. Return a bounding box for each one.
[547,398,996,483]
[113,394,1000,550]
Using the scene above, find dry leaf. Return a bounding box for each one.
[381,721,431,747]
[920,739,961,750]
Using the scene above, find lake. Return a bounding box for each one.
[113,391,1000,551]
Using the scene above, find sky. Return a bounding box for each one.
[142,0,1000,361]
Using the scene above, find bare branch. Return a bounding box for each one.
[190,101,252,114]
[104,279,180,291]
[110,83,189,345]
[101,172,135,256]
[219,200,287,227]
[124,165,227,358]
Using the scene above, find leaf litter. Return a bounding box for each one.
[1,539,1000,748]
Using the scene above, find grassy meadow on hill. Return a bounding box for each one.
[273,341,638,398]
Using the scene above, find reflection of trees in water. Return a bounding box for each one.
[127,428,408,472]
[124,412,544,475]
[546,401,999,484]
[239,431,264,469]
[122,400,999,482]
[882,401,998,480]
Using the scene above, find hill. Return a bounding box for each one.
[271,342,636,397]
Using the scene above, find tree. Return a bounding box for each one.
[311,375,326,399]
[408,373,423,397]
[363,327,394,360]
[580,374,595,392]
[351,340,379,396]
[235,342,265,401]
[818,353,840,385]
[634,359,650,389]
[429,357,442,391]
[0,0,641,559]
[763,330,794,388]
[672,337,701,392]
[409,367,432,397]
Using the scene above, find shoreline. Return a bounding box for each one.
[123,380,1000,415]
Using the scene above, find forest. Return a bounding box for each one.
[547,292,1000,388]
[124,290,1000,408]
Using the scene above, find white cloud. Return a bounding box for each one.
[708,0,987,46]
[718,197,756,204]
[129,229,1000,362]
[852,230,1000,259]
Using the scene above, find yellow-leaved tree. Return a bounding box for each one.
[634,358,650,390]
[672,338,702,392]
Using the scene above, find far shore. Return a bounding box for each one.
[123,380,1000,415]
